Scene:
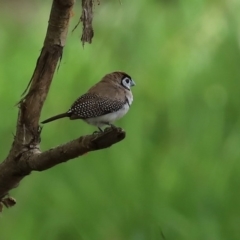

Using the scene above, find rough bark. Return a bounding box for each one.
[0,0,125,210]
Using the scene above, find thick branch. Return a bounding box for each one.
[0,0,75,201]
[17,0,74,145]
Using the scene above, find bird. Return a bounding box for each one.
[41,71,136,131]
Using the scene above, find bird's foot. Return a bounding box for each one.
[108,123,117,129]
[93,125,117,134]
[103,124,117,132]
[93,127,103,135]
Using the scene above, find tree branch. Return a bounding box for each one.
[0,0,125,211]
[28,127,125,171]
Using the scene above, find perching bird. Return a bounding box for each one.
[41,71,135,131]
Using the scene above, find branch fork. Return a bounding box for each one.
[0,0,124,211]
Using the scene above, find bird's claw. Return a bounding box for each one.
[93,125,117,134]
[109,124,117,129]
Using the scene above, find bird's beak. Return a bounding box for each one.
[131,80,136,87]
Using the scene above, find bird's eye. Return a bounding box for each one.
[121,77,132,90]
[122,77,130,84]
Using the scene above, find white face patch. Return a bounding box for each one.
[121,77,135,90]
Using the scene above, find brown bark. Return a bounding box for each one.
[0,0,125,210]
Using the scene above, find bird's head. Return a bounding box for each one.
[103,71,136,91]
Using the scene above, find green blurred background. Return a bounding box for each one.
[1,0,240,239]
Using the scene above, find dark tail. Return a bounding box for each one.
[41,112,70,124]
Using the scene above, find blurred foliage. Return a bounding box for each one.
[1,0,240,239]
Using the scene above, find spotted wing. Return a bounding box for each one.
[69,93,126,119]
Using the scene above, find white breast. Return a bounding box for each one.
[126,91,133,105]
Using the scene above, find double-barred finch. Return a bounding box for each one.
[41,71,136,131]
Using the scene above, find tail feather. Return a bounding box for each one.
[41,112,70,124]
